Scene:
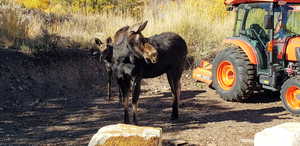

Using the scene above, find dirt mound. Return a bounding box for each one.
[0,49,107,111]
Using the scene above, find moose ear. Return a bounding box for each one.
[114,25,130,44]
[106,37,112,44]
[116,25,130,34]
[137,21,148,33]
[95,38,103,46]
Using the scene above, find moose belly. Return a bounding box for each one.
[140,64,171,79]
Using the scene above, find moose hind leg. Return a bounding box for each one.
[107,70,112,101]
[167,69,183,120]
[118,88,123,104]
[132,78,141,125]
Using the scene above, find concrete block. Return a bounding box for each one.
[254,122,300,146]
[89,124,162,146]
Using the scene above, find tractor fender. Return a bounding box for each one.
[285,37,300,61]
[223,38,258,64]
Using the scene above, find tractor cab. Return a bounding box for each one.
[193,0,300,115]
[230,2,300,78]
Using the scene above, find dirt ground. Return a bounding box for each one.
[1,71,300,146]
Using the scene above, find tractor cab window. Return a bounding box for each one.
[245,8,267,31]
[234,3,272,48]
[245,8,269,48]
[234,8,246,36]
[274,4,300,39]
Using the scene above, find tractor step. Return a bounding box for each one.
[192,60,212,85]
[259,75,278,91]
[262,85,278,91]
[259,75,273,86]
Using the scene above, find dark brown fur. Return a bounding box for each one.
[112,21,188,124]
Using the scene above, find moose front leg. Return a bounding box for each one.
[167,70,182,120]
[132,78,141,125]
[107,69,112,101]
[117,78,131,124]
[118,87,123,104]
[123,93,130,124]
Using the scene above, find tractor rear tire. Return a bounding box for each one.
[212,47,258,101]
[280,76,300,115]
[296,63,300,75]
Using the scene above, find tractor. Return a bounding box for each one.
[192,0,300,115]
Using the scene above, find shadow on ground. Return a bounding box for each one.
[0,48,289,144]
[244,91,281,103]
[0,86,290,145]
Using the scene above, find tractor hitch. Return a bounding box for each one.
[192,60,213,86]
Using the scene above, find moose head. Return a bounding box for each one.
[94,36,113,63]
[127,21,158,64]
[97,21,158,64]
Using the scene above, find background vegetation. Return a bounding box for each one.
[0,0,234,60]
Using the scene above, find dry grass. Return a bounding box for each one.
[0,0,234,60]
[140,0,234,59]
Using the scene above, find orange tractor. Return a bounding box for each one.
[193,0,300,115]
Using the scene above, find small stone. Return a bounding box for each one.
[89,124,162,146]
[162,86,169,90]
[207,143,217,146]
[240,139,254,144]
[254,122,300,146]
[163,139,189,146]
[18,86,24,91]
[172,140,188,145]
[154,89,159,93]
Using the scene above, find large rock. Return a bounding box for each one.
[254,122,300,146]
[89,124,162,146]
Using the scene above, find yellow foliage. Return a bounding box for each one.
[6,0,233,59]
[45,3,65,14]
[16,0,50,10]
[141,0,233,59]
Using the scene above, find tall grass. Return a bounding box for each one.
[0,0,234,60]
[142,0,234,59]
[0,1,42,51]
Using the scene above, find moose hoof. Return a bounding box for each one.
[171,115,179,121]
[133,120,139,125]
[124,119,130,124]
[118,100,124,105]
[105,100,112,104]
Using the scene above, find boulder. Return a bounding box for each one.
[89,124,162,146]
[254,122,300,146]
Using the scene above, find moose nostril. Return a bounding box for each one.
[151,59,157,63]
[153,54,158,59]
[151,56,157,63]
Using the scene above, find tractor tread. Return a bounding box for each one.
[296,63,300,75]
[280,76,300,115]
[212,47,260,101]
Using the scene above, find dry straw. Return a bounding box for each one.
[0,0,234,60]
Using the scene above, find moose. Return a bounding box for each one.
[94,37,114,101]
[95,21,188,124]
